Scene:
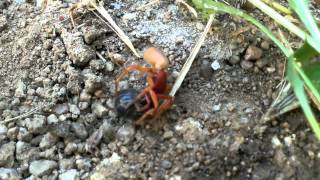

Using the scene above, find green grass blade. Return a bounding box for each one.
[287,57,320,140]
[191,0,290,57]
[248,0,320,53]
[288,0,320,52]
[294,42,318,63]
[293,41,320,108]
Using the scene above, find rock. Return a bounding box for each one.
[212,104,221,112]
[0,142,15,167]
[255,58,269,68]
[39,132,58,149]
[39,146,57,159]
[90,59,105,71]
[84,28,104,44]
[50,121,72,138]
[17,127,32,142]
[175,117,209,142]
[0,124,7,141]
[210,60,221,70]
[79,102,89,110]
[271,136,282,148]
[29,160,58,177]
[105,61,114,72]
[85,121,115,152]
[163,130,173,139]
[80,91,92,103]
[90,153,122,179]
[0,15,7,32]
[244,45,263,61]
[69,104,80,115]
[228,55,241,65]
[62,31,96,66]
[260,41,270,50]
[71,122,88,139]
[91,102,108,118]
[59,169,79,180]
[54,103,69,114]
[7,127,19,140]
[83,73,102,93]
[26,115,46,134]
[59,158,75,171]
[15,80,26,97]
[0,0,9,10]
[240,60,254,70]
[75,158,92,171]
[43,39,53,50]
[67,78,81,95]
[0,168,20,180]
[16,141,39,161]
[64,142,77,155]
[161,160,172,169]
[101,121,115,143]
[284,136,293,147]
[0,100,8,110]
[47,114,59,125]
[117,124,136,144]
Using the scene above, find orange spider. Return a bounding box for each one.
[115,47,173,125]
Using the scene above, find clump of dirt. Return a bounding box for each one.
[0,0,319,179]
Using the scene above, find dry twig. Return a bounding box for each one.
[169,14,215,97]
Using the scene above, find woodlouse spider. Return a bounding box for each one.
[115,47,173,125]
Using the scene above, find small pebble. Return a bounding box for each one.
[91,102,108,118]
[212,104,221,112]
[163,131,173,139]
[117,124,136,144]
[59,169,79,180]
[47,114,59,124]
[211,60,221,70]
[260,41,270,50]
[29,160,58,176]
[69,104,80,115]
[54,103,69,114]
[240,60,253,70]
[0,125,8,140]
[255,58,269,68]
[0,168,20,179]
[244,45,263,61]
[105,61,114,72]
[161,160,172,169]
[228,55,240,65]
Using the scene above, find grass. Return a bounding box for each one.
[191,0,320,140]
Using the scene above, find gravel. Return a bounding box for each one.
[0,141,15,167]
[116,124,136,144]
[0,1,317,179]
[0,168,20,179]
[25,115,47,134]
[29,160,58,177]
[59,169,80,180]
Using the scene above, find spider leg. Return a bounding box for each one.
[115,65,152,94]
[124,74,156,109]
[153,94,173,119]
[135,108,155,125]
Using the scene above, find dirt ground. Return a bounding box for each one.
[0,0,320,179]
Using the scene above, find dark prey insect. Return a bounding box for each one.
[115,47,173,125]
[115,88,147,119]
